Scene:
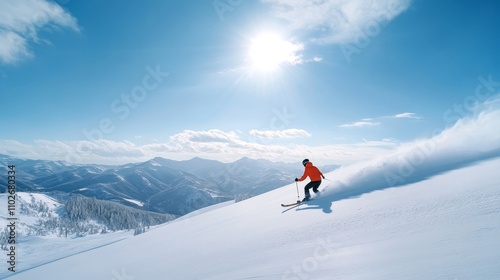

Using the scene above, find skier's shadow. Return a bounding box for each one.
[297,199,333,214]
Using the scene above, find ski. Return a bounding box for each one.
[281,199,312,207]
[281,201,302,207]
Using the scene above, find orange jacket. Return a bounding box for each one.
[298,162,324,182]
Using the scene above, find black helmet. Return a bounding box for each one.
[302,159,309,166]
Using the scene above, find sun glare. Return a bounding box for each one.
[248,33,302,72]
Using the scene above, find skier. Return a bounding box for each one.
[295,159,325,202]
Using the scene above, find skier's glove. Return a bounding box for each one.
[322,175,325,179]
[295,178,298,182]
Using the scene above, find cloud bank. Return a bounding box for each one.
[0,129,396,166]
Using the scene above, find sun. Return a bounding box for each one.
[248,33,303,72]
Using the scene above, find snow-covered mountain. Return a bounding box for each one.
[0,156,74,191]
[0,155,338,216]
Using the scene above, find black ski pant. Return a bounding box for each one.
[304,180,321,198]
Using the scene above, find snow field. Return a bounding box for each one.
[5,157,500,279]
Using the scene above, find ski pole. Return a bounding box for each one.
[295,181,300,203]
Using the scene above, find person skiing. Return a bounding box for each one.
[295,159,325,202]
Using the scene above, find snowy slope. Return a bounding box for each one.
[4,97,500,279]
[5,156,500,280]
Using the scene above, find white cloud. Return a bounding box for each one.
[340,121,381,128]
[170,129,239,144]
[249,129,311,139]
[0,0,79,64]
[281,40,304,66]
[261,0,411,44]
[392,112,422,119]
[0,32,32,64]
[341,112,422,128]
[302,56,323,63]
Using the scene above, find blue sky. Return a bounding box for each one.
[1,0,499,165]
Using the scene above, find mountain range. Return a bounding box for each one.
[0,154,338,216]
